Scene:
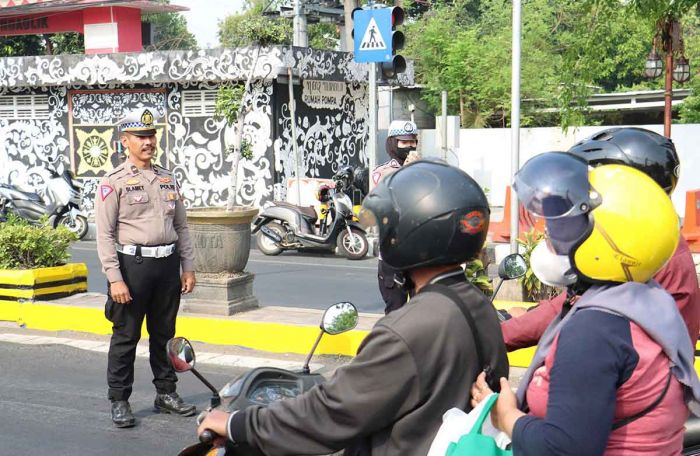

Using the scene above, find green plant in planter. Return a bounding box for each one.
[517,229,559,301]
[215,82,256,209]
[464,258,493,295]
[0,215,77,269]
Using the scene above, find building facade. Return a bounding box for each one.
[0,46,410,216]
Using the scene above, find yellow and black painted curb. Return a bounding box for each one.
[0,293,535,360]
[0,298,369,357]
[0,264,88,305]
[7,293,693,373]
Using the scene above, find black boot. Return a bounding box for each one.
[154,392,196,416]
[111,400,136,428]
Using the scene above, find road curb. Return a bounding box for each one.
[0,293,539,365]
[0,296,372,357]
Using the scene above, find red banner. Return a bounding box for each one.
[0,11,82,36]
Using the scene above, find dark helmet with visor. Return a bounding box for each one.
[359,160,489,271]
[567,127,679,194]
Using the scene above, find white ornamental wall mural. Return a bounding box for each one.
[273,80,369,201]
[0,47,410,218]
[0,86,70,202]
[166,80,274,209]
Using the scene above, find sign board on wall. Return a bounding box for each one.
[301,79,346,110]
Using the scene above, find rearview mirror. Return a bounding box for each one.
[498,253,527,280]
[321,302,359,335]
[166,337,196,373]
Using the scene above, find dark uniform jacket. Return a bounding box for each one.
[229,270,509,455]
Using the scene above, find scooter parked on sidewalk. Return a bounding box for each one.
[252,180,368,260]
[0,168,88,239]
[175,302,359,456]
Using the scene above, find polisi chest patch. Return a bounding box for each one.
[160,184,176,191]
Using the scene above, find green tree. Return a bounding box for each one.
[680,11,700,122]
[563,0,700,127]
[218,0,339,49]
[404,0,700,129]
[404,0,562,127]
[48,33,84,54]
[219,2,292,47]
[143,0,197,50]
[0,33,84,56]
[0,35,43,57]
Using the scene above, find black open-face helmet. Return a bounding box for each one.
[567,127,680,194]
[359,160,489,271]
[333,166,354,192]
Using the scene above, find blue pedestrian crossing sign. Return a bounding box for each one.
[353,8,392,63]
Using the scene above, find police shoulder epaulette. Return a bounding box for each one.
[154,164,172,174]
[106,164,126,177]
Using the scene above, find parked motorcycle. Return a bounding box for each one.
[0,168,88,239]
[252,182,368,260]
[174,301,359,456]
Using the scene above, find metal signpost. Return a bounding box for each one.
[510,0,522,254]
[353,6,393,184]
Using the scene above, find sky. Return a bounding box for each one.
[171,0,246,49]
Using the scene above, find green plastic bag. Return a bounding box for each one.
[445,394,513,456]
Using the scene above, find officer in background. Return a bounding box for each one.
[96,107,197,428]
[372,120,421,314]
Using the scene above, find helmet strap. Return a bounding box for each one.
[394,272,415,295]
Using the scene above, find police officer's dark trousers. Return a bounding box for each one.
[377,259,408,314]
[106,250,181,401]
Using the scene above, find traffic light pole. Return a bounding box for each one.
[368,62,377,189]
[510,0,521,254]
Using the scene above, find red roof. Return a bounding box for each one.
[0,0,187,16]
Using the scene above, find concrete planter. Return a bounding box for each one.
[182,207,260,316]
[0,264,88,320]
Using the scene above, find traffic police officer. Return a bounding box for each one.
[372,120,421,314]
[96,107,197,428]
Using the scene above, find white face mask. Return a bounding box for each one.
[530,240,578,288]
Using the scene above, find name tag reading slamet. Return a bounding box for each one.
[125,185,145,192]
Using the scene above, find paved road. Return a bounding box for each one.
[0,341,247,456]
[69,241,385,314]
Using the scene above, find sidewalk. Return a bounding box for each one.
[0,292,535,368]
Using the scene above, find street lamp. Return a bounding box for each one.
[673,55,691,83]
[644,20,690,138]
[644,50,663,79]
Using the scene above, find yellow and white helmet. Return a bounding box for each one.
[514,152,678,284]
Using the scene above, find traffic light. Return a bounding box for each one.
[380,6,406,79]
[350,7,363,44]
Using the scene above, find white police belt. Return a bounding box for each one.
[116,243,176,258]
